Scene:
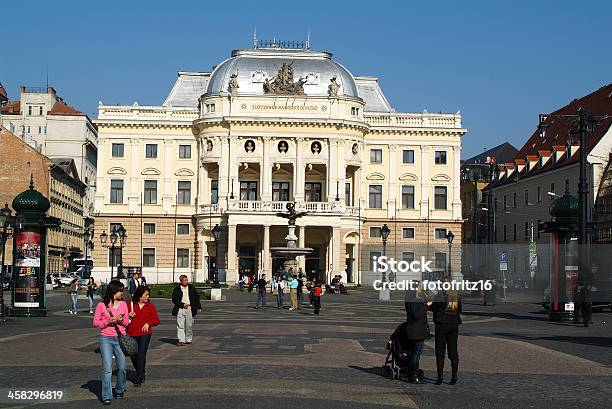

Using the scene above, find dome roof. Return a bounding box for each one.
[206,48,360,98]
[549,191,578,221]
[12,177,50,215]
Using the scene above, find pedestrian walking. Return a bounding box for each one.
[87,277,98,314]
[128,272,145,299]
[255,274,267,309]
[273,275,285,308]
[575,283,593,327]
[432,289,462,385]
[404,285,431,384]
[127,285,160,387]
[93,280,129,404]
[288,275,299,310]
[313,280,322,315]
[296,274,304,309]
[67,278,79,315]
[171,275,202,346]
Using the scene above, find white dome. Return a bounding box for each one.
[206,48,360,98]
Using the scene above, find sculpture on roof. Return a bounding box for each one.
[263,62,306,95]
[328,76,340,97]
[229,73,239,96]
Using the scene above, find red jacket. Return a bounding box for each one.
[127,302,160,336]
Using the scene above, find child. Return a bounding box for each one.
[313,281,323,315]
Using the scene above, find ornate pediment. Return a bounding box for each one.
[175,168,195,177]
[366,172,386,181]
[107,167,127,175]
[263,62,306,95]
[141,168,161,176]
[399,173,418,182]
[431,174,451,182]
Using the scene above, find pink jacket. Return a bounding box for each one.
[93,301,129,337]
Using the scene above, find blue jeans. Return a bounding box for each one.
[409,340,424,378]
[70,293,78,313]
[99,336,126,401]
[277,290,284,307]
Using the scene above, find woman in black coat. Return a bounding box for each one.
[404,288,431,384]
[432,290,462,385]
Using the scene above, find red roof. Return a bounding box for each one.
[493,83,612,186]
[48,99,85,116]
[1,100,20,114]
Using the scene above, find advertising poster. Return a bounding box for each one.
[14,231,42,308]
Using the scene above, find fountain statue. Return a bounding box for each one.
[270,202,313,273]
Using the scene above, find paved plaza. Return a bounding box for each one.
[0,288,610,409]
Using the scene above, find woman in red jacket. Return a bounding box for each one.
[127,285,160,387]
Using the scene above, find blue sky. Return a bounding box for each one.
[1,0,610,158]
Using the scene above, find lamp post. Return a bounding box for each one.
[83,227,93,278]
[100,226,127,279]
[212,224,222,288]
[446,230,454,280]
[117,225,127,279]
[379,223,391,301]
[538,109,609,286]
[484,157,498,306]
[0,203,15,321]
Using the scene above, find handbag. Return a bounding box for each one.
[107,307,139,357]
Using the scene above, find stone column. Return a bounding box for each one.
[162,139,174,214]
[128,138,140,214]
[295,138,305,202]
[388,144,399,219]
[94,140,106,213]
[337,141,346,205]
[219,137,230,205]
[263,224,270,275]
[261,137,272,202]
[327,140,338,201]
[332,226,341,276]
[298,225,306,271]
[452,145,462,220]
[227,224,237,283]
[229,138,239,202]
[420,145,431,219]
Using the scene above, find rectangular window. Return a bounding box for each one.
[369,226,381,238]
[272,181,290,201]
[177,248,190,268]
[143,223,156,234]
[513,192,517,208]
[177,181,191,205]
[177,224,190,235]
[145,144,158,159]
[524,222,529,239]
[370,252,382,270]
[402,252,415,263]
[402,150,415,164]
[503,225,507,241]
[110,179,124,203]
[369,185,383,208]
[550,183,555,200]
[111,143,124,158]
[503,195,507,210]
[494,197,499,213]
[108,249,120,267]
[370,149,382,163]
[513,224,517,241]
[434,186,447,210]
[402,228,415,239]
[28,105,32,116]
[435,228,447,239]
[345,183,351,206]
[305,182,322,202]
[179,144,191,159]
[240,181,258,200]
[211,180,218,204]
[524,189,529,206]
[537,186,542,202]
[401,185,415,209]
[434,253,447,271]
[39,106,43,116]
[144,180,157,204]
[434,151,447,165]
[142,248,156,268]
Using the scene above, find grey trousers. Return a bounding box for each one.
[177,308,193,343]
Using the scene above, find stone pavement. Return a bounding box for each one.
[0,288,610,409]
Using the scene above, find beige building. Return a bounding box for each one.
[92,43,466,284]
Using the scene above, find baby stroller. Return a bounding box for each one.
[382,322,413,380]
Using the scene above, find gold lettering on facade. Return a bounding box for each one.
[250,104,319,111]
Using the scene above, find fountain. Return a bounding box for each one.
[270,202,313,273]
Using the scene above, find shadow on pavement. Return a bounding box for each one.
[491,332,612,348]
[462,310,551,322]
[80,379,101,401]
[159,337,178,345]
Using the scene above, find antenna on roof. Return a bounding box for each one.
[306,30,311,50]
[253,27,257,49]
[46,63,49,89]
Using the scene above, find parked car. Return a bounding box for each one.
[49,273,75,287]
[46,274,59,289]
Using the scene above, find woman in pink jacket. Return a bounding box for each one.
[93,280,129,404]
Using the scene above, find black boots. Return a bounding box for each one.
[450,360,458,385]
[435,358,458,385]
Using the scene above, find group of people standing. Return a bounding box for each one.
[253,273,323,315]
[403,283,462,385]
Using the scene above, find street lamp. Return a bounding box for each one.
[379,224,391,301]
[0,203,15,322]
[538,109,609,286]
[446,230,454,280]
[100,225,127,279]
[83,227,93,278]
[212,224,222,288]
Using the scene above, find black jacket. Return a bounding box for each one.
[404,302,430,340]
[432,300,462,325]
[172,284,202,317]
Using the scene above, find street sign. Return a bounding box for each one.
[529,242,537,278]
[500,253,508,271]
[565,302,574,311]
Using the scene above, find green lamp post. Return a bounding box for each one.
[10,177,60,317]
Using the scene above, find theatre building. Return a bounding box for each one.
[92,41,466,284]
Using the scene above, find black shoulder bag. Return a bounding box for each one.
[107,306,139,357]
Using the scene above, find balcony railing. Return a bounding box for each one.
[199,200,359,215]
